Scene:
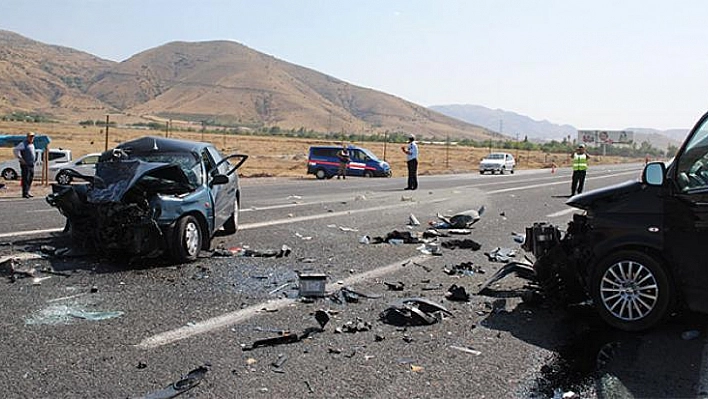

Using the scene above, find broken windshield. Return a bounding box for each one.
[129,152,203,186]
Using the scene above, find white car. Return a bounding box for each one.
[49,153,102,184]
[0,148,72,180]
[479,152,516,174]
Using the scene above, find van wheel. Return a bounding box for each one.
[315,169,327,180]
[2,168,17,180]
[591,250,673,331]
[171,215,202,263]
[56,171,72,185]
[363,171,373,178]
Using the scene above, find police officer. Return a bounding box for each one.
[570,143,589,196]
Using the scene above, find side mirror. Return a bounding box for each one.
[211,174,229,186]
[643,162,665,186]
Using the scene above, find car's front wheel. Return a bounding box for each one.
[2,168,17,180]
[171,215,203,263]
[315,169,327,180]
[591,250,673,331]
[56,171,72,185]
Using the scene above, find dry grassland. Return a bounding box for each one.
[0,121,639,181]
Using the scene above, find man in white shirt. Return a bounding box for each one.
[401,135,418,190]
[13,132,36,198]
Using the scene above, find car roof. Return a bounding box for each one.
[117,136,211,154]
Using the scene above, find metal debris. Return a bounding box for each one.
[408,214,421,226]
[135,365,209,399]
[431,206,485,229]
[371,230,423,244]
[440,239,481,251]
[443,261,485,276]
[340,318,371,333]
[380,297,453,326]
[477,261,535,294]
[384,281,405,291]
[449,345,482,356]
[446,284,470,301]
[233,245,292,258]
[485,247,517,263]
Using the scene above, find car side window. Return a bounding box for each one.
[677,120,708,192]
[206,146,230,175]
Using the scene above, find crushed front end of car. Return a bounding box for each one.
[46,152,196,259]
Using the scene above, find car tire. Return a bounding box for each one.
[500,167,505,175]
[171,215,203,263]
[222,198,239,234]
[363,171,373,178]
[479,170,484,174]
[56,171,72,185]
[511,168,515,174]
[2,168,17,180]
[590,250,673,331]
[315,169,327,180]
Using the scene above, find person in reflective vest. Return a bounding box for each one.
[570,143,589,196]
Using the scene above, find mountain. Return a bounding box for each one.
[430,103,686,150]
[0,30,499,141]
[0,30,115,119]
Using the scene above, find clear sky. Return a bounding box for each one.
[1,0,706,130]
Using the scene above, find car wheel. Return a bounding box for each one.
[363,171,373,178]
[56,171,72,185]
[510,168,515,174]
[171,215,203,263]
[222,198,239,234]
[315,169,327,180]
[591,250,673,331]
[2,168,17,180]
[500,167,505,175]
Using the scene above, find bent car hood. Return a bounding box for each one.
[88,159,193,203]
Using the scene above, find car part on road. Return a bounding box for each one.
[477,261,535,294]
[136,365,209,399]
[484,247,517,263]
[380,297,453,326]
[408,213,420,226]
[440,239,482,251]
[298,273,327,297]
[431,206,485,229]
[446,284,470,301]
[443,261,485,276]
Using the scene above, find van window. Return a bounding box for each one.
[311,148,338,158]
[351,150,370,162]
[677,120,708,192]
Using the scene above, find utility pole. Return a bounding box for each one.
[383,130,388,161]
[104,114,110,151]
[445,135,450,168]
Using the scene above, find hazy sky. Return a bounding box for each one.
[1,0,706,130]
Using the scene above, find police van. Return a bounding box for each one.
[307,145,391,179]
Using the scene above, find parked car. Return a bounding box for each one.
[307,145,391,179]
[0,148,72,180]
[49,153,102,184]
[479,152,515,174]
[514,110,708,331]
[46,136,248,263]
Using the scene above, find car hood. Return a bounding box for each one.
[566,180,643,211]
[88,159,193,203]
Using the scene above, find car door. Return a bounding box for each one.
[665,116,708,313]
[75,155,100,176]
[204,146,234,230]
[347,150,366,177]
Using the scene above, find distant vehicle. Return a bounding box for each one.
[49,153,101,184]
[307,145,391,179]
[0,148,72,180]
[47,137,248,263]
[479,152,515,174]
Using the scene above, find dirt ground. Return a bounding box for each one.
[0,121,639,182]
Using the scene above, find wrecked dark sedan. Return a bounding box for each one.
[503,111,708,331]
[46,136,248,263]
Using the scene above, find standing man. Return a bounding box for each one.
[570,143,589,196]
[336,144,350,179]
[401,134,418,190]
[13,132,36,198]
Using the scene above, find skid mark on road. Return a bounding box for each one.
[137,254,432,349]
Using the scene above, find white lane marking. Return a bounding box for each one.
[487,170,638,195]
[27,209,57,213]
[0,228,63,239]
[546,208,578,218]
[238,198,450,230]
[137,254,431,349]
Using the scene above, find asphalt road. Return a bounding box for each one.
[1,165,706,399]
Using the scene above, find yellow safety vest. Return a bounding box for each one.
[573,153,588,171]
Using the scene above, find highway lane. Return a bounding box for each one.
[1,164,705,398]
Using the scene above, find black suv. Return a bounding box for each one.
[521,111,708,331]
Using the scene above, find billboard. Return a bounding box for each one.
[578,130,634,145]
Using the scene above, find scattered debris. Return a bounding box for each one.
[477,261,535,294]
[269,282,292,295]
[328,287,382,304]
[371,230,423,244]
[400,196,414,202]
[339,318,372,333]
[410,365,424,373]
[448,229,472,235]
[359,235,370,244]
[416,242,442,256]
[25,303,124,325]
[422,229,449,239]
[295,232,313,240]
[298,273,327,297]
[135,365,209,399]
[271,353,288,371]
[233,245,292,258]
[485,247,517,263]
[380,298,453,326]
[297,257,317,263]
[443,261,485,276]
[137,361,148,369]
[446,284,470,301]
[338,226,359,232]
[408,214,421,226]
[384,281,405,291]
[511,231,526,243]
[449,345,482,356]
[69,310,124,321]
[440,239,481,251]
[314,310,330,329]
[430,206,485,229]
